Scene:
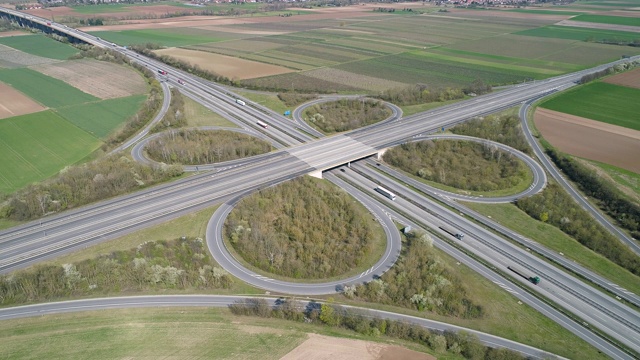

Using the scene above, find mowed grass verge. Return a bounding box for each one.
[462,201,640,296]
[0,308,307,360]
[0,35,78,60]
[540,81,640,131]
[55,95,147,138]
[0,111,101,194]
[0,68,97,108]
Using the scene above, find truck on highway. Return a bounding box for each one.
[439,225,464,240]
[508,265,541,285]
[236,99,246,106]
[256,120,268,128]
[157,69,167,75]
[375,186,396,200]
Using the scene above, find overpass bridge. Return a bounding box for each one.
[0,7,103,46]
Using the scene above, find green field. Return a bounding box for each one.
[541,82,640,130]
[508,9,586,15]
[89,29,229,47]
[0,35,78,60]
[0,308,308,360]
[0,68,97,108]
[516,25,640,42]
[55,95,146,138]
[572,14,640,26]
[0,111,101,194]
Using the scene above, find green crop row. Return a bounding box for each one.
[541,82,640,131]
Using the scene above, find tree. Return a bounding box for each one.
[319,303,338,326]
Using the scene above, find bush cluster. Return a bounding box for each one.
[146,129,272,165]
[546,148,640,240]
[229,298,524,360]
[451,114,531,155]
[152,87,186,132]
[516,183,640,276]
[383,140,529,192]
[1,155,183,221]
[348,231,483,318]
[277,93,317,107]
[225,176,381,279]
[377,84,465,106]
[0,237,233,306]
[304,99,391,133]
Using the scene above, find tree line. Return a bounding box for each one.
[376,79,491,106]
[383,140,529,192]
[229,298,525,360]
[578,60,639,84]
[451,114,532,155]
[277,92,317,107]
[1,155,183,222]
[546,148,640,240]
[225,176,382,279]
[516,183,640,276]
[0,237,233,306]
[146,129,273,165]
[304,99,391,133]
[152,87,186,132]
[345,230,484,319]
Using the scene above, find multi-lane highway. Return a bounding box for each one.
[1,7,640,358]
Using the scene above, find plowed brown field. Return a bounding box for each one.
[535,108,640,173]
[32,59,146,99]
[280,333,435,360]
[0,82,46,119]
[604,67,640,89]
[154,47,293,80]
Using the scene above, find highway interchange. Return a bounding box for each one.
[1,7,640,359]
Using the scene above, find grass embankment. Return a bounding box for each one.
[225,176,387,282]
[183,97,236,128]
[236,91,290,116]
[462,201,640,296]
[540,82,640,131]
[585,159,640,199]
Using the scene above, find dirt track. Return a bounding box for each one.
[534,108,640,173]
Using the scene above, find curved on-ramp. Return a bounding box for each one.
[205,174,402,296]
[379,134,547,203]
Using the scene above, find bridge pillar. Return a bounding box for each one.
[308,170,323,179]
[377,148,388,160]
